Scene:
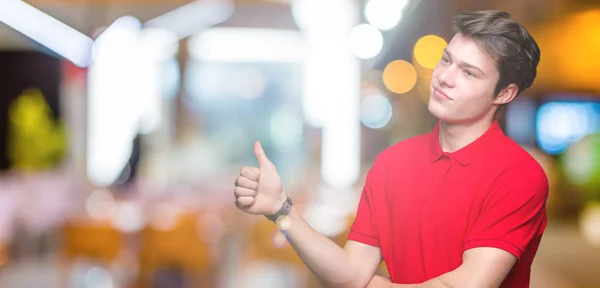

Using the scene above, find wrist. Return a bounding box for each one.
[265,192,292,223]
[278,191,288,208]
[270,191,288,214]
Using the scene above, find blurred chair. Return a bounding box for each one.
[136,212,215,288]
[59,220,125,286]
[61,220,124,263]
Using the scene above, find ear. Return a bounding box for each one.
[493,83,519,105]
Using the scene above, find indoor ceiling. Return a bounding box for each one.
[0,0,574,52]
[1,0,595,75]
[0,0,296,50]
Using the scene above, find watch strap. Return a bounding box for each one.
[266,195,293,222]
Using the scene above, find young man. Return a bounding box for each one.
[234,10,547,288]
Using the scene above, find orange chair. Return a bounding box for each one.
[62,220,124,263]
[136,212,214,288]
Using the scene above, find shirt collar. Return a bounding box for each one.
[429,120,505,166]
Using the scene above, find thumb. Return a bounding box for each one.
[254,141,271,167]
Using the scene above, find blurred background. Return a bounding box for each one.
[0,0,599,287]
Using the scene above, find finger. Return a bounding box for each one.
[235,176,258,190]
[234,186,257,198]
[235,196,255,208]
[254,141,271,168]
[240,166,260,181]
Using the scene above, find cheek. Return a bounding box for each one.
[456,82,495,107]
[456,77,483,93]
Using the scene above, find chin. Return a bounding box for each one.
[428,100,459,123]
[427,97,445,119]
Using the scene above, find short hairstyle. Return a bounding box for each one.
[453,10,541,97]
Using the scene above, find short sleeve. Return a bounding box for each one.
[348,170,379,247]
[464,162,549,260]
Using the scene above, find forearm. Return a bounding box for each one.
[390,280,447,288]
[387,269,465,288]
[282,207,366,288]
[388,279,448,288]
[368,272,450,288]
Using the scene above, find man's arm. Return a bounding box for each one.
[284,206,383,288]
[234,142,382,288]
[384,247,516,288]
[429,247,516,288]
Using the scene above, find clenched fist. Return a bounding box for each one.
[234,141,286,215]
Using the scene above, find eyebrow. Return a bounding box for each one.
[443,49,486,76]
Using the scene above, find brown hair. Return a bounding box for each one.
[453,10,540,97]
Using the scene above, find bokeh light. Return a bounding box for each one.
[110,202,144,233]
[275,215,291,231]
[360,93,393,129]
[537,102,600,155]
[382,60,417,94]
[562,134,600,191]
[580,201,600,248]
[84,266,114,288]
[347,24,383,59]
[364,0,407,30]
[271,230,288,249]
[86,189,116,220]
[413,34,447,69]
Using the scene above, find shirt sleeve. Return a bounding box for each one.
[347,170,379,247]
[464,162,549,260]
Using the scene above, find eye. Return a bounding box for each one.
[441,56,450,64]
[464,70,476,78]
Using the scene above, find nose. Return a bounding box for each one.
[436,65,456,88]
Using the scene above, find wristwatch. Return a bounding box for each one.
[265,195,293,222]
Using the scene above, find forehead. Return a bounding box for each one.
[446,33,497,72]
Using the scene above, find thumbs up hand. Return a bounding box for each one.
[234,141,286,215]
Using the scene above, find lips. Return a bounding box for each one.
[433,87,452,100]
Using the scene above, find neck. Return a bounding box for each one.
[438,118,494,153]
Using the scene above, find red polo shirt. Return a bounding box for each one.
[348,120,548,287]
